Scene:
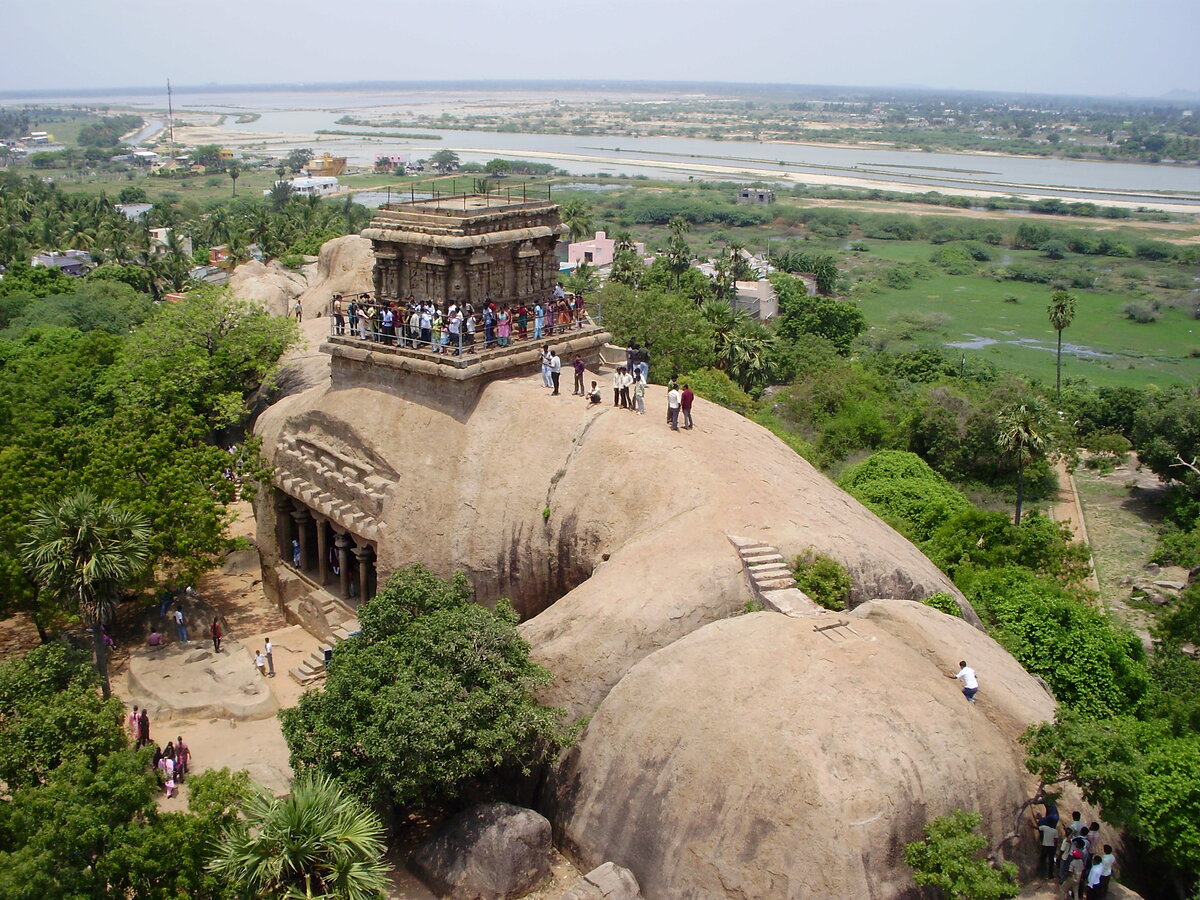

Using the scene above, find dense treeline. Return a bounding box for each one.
[76,114,143,148]
[0,172,372,287]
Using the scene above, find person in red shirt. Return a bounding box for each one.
[680,384,695,429]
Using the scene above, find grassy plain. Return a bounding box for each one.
[850,242,1200,388]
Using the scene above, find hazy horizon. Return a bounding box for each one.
[1,0,1197,101]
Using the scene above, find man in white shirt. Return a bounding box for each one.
[549,351,562,395]
[264,636,276,677]
[945,660,979,703]
[667,385,681,430]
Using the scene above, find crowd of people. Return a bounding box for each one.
[329,283,590,356]
[128,704,191,800]
[1033,806,1117,899]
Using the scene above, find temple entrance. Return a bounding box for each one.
[273,489,377,606]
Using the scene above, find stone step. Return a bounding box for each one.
[748,563,792,578]
[760,588,825,618]
[736,544,774,556]
[744,553,786,567]
[289,666,321,685]
[753,577,798,592]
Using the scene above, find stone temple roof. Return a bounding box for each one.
[361,195,568,249]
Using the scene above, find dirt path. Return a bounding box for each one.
[1049,458,1102,595]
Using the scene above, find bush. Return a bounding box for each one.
[905,810,1019,900]
[922,592,963,617]
[962,567,1149,717]
[839,450,971,542]
[790,550,851,611]
[279,253,307,270]
[681,367,755,415]
[1123,300,1160,323]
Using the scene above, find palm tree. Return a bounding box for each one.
[228,162,241,197]
[208,774,390,900]
[19,491,150,699]
[1047,289,1077,399]
[996,400,1052,525]
[560,199,594,242]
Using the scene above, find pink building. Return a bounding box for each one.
[567,231,644,268]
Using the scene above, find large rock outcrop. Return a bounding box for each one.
[255,374,970,715]
[547,601,1063,900]
[254,345,1080,899]
[229,235,373,319]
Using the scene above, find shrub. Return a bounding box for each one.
[681,367,755,416]
[791,550,851,611]
[922,592,963,617]
[279,253,307,270]
[839,450,970,542]
[905,810,1019,900]
[1123,300,1160,323]
[962,567,1149,717]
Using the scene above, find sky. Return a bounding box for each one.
[2,0,1197,100]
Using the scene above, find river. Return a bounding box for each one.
[10,86,1200,204]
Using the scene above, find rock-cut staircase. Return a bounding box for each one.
[289,617,359,685]
[728,536,824,618]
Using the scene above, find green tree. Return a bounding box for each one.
[0,751,249,900]
[484,158,513,176]
[0,643,126,790]
[995,399,1053,524]
[597,282,715,380]
[790,550,851,611]
[839,450,971,542]
[560,199,594,242]
[280,565,568,812]
[18,490,150,698]
[563,261,598,295]
[286,148,314,173]
[228,163,241,198]
[208,774,389,900]
[1047,289,1077,398]
[772,272,865,354]
[268,179,294,212]
[903,810,1019,900]
[429,149,460,173]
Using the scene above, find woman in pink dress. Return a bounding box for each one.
[496,306,512,347]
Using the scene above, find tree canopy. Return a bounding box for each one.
[281,565,569,812]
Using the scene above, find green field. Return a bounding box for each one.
[849,243,1200,388]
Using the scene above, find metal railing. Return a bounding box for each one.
[324,296,603,359]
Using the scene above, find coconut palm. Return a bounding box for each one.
[208,774,390,900]
[19,490,150,699]
[1047,289,1077,399]
[560,199,594,242]
[996,400,1053,525]
[228,162,241,197]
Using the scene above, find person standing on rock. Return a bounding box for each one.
[540,345,553,388]
[633,371,645,415]
[264,636,276,677]
[255,648,268,678]
[946,660,979,703]
[1034,814,1060,879]
[211,617,223,653]
[292,299,303,322]
[681,384,695,429]
[572,355,585,396]
[667,384,681,431]
[128,704,140,739]
[175,735,190,781]
[173,607,188,642]
[549,351,562,395]
[332,294,344,335]
[137,708,150,748]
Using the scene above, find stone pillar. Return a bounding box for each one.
[315,516,329,585]
[353,543,375,603]
[274,492,293,559]
[290,506,311,572]
[336,533,352,598]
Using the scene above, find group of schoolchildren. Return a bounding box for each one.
[1034,806,1117,899]
[329,285,588,355]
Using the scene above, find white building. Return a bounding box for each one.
[266,176,341,198]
